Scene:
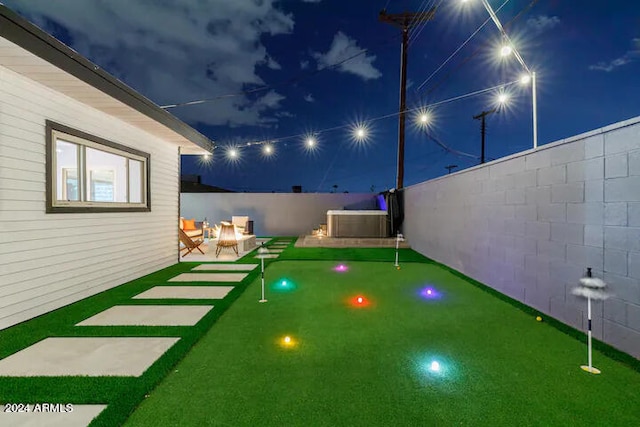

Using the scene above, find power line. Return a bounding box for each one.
[161,33,402,109]
[423,130,480,160]
[415,0,510,92]
[408,0,444,47]
[418,0,538,99]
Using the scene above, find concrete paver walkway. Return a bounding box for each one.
[169,272,248,282]
[0,337,179,377]
[133,286,235,300]
[76,305,213,326]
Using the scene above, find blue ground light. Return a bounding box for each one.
[418,285,442,300]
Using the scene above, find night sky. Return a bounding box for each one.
[5,0,640,192]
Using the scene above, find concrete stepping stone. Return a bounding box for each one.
[265,249,284,253]
[255,254,279,259]
[168,272,248,282]
[0,337,179,377]
[0,404,107,427]
[192,264,257,271]
[133,286,234,300]
[76,305,213,326]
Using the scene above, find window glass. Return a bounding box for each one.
[129,159,143,203]
[47,121,150,212]
[86,147,127,202]
[56,139,79,201]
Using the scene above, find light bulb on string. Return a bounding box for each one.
[414,108,435,130]
[349,121,371,146]
[302,133,319,153]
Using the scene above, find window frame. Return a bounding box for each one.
[46,120,151,213]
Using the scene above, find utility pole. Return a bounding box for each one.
[473,108,497,164]
[379,8,436,189]
[445,164,458,174]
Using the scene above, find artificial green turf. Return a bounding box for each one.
[0,252,272,427]
[124,260,640,426]
[279,246,430,263]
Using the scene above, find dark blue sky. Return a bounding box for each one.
[6,0,640,192]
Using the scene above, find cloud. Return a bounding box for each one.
[312,31,382,81]
[300,59,309,69]
[4,0,295,128]
[302,0,322,2]
[304,93,315,102]
[266,56,282,70]
[589,38,640,72]
[526,15,560,34]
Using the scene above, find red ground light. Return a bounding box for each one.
[350,295,370,308]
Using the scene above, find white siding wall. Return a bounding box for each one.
[0,65,179,330]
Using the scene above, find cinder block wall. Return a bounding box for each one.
[404,116,640,359]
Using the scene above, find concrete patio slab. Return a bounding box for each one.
[179,243,254,263]
[76,305,213,326]
[168,272,248,282]
[0,404,107,427]
[133,286,234,300]
[255,254,279,259]
[192,264,257,271]
[0,337,179,377]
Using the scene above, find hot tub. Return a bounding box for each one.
[326,210,389,238]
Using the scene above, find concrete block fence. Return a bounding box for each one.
[404,116,640,359]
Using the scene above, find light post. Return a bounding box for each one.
[479,0,538,150]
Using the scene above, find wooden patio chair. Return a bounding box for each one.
[216,223,239,257]
[179,228,205,257]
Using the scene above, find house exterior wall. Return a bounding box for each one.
[404,116,640,359]
[180,193,378,237]
[0,65,179,330]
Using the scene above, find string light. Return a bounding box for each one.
[500,43,513,57]
[263,144,274,156]
[415,108,433,128]
[196,80,520,161]
[350,122,370,145]
[225,147,241,164]
[520,74,531,85]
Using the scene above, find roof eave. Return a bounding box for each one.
[0,4,213,153]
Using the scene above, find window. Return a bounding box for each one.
[46,121,150,213]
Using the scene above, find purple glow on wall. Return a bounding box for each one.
[377,194,387,211]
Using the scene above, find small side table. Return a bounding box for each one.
[203,227,217,239]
